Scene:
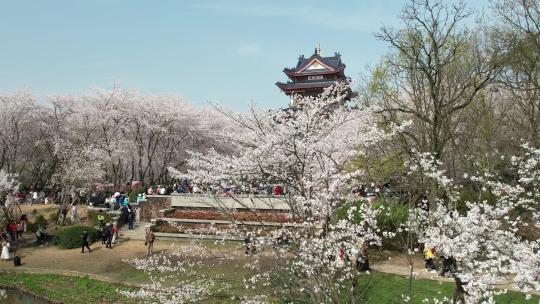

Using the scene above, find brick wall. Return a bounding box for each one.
[139,196,172,221]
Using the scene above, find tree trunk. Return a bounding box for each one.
[453,277,466,304]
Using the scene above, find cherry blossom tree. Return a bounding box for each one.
[50,138,107,203]
[0,170,20,228]
[161,84,400,303]
[0,85,238,195]
[0,91,44,185]
[120,243,231,304]
[21,87,238,194]
[408,148,540,303]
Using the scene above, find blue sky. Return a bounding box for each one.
[0,0,487,110]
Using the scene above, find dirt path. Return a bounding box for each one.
[1,239,181,283]
[3,213,537,298]
[370,253,449,281]
[371,254,540,296]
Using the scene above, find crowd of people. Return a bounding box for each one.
[146,180,199,196]
[331,242,370,272]
[0,214,28,261]
[80,192,146,254]
[352,182,386,203]
[145,180,286,197]
[3,190,52,206]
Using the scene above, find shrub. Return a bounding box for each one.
[373,198,408,233]
[53,225,100,249]
[87,210,115,227]
[27,214,49,232]
[48,211,59,223]
[335,198,411,251]
[373,198,411,251]
[129,187,146,204]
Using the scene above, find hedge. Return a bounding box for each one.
[27,214,49,233]
[87,210,115,227]
[53,225,100,249]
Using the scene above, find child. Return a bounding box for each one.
[1,240,10,260]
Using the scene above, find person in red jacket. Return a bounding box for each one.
[273,185,284,196]
[9,221,18,242]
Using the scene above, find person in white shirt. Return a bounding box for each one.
[5,194,14,208]
[71,204,78,223]
[1,241,10,260]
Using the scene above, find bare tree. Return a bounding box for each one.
[372,0,498,161]
[491,0,540,145]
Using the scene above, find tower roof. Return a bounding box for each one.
[276,46,351,99]
[285,50,345,75]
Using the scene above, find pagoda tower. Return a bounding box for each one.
[276,45,351,103]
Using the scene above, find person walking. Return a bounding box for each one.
[80,230,92,253]
[128,206,135,230]
[61,205,68,225]
[145,227,155,256]
[111,223,119,244]
[71,203,78,223]
[105,224,113,249]
[101,225,108,245]
[20,214,28,233]
[8,221,17,242]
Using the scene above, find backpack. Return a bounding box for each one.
[14,256,21,266]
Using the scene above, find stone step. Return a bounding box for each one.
[118,222,150,241]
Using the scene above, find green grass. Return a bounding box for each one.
[0,272,139,303]
[354,272,538,304]
[1,270,537,303]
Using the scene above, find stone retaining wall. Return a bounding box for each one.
[139,196,171,221]
[171,193,290,210]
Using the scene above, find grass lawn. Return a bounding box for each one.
[356,272,538,304]
[0,272,139,303]
[1,270,537,303]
